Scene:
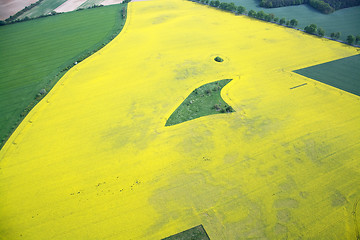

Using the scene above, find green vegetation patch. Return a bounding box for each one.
[166,79,234,126]
[294,54,360,96]
[162,225,210,240]
[214,56,224,62]
[0,4,127,149]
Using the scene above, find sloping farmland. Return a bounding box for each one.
[0,0,359,239]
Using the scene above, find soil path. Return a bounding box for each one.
[0,0,38,20]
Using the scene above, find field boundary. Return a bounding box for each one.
[0,3,129,150]
[187,0,360,47]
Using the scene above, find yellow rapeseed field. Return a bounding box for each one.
[1,0,359,239]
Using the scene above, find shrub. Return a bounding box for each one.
[347,35,355,44]
[214,56,224,62]
[304,24,317,34]
[317,27,325,37]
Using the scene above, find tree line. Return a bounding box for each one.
[189,0,360,46]
[259,0,360,14]
[304,23,360,44]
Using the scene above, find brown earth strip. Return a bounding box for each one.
[0,0,38,20]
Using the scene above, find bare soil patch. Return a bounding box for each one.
[54,0,87,13]
[101,0,123,5]
[0,0,38,20]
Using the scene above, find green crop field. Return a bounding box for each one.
[294,54,360,96]
[220,0,360,41]
[79,0,105,9]
[17,0,68,19]
[0,4,126,148]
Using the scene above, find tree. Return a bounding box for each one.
[268,13,275,21]
[347,35,355,44]
[210,0,220,7]
[304,24,317,34]
[334,32,340,39]
[214,56,224,62]
[279,18,286,25]
[228,2,236,11]
[248,10,256,17]
[256,10,266,20]
[317,27,325,37]
[264,14,272,22]
[236,5,246,14]
[286,20,290,26]
[355,35,360,45]
[0,20,6,26]
[274,17,279,23]
[290,19,298,27]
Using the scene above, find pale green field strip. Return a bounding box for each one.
[221,0,360,41]
[294,54,360,96]
[17,0,68,19]
[78,0,105,9]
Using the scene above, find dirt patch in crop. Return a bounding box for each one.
[54,0,87,13]
[101,0,122,5]
[0,0,38,20]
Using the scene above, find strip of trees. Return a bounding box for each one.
[259,0,360,14]
[189,0,360,46]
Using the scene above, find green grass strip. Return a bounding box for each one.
[166,79,235,126]
[0,4,127,149]
[294,54,360,96]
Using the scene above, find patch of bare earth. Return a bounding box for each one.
[0,0,39,20]
[101,0,150,5]
[100,0,123,5]
[54,0,88,13]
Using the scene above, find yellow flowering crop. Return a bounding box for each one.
[1,0,359,239]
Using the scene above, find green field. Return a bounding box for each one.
[79,0,105,9]
[294,54,360,96]
[220,0,360,41]
[162,225,210,240]
[166,79,234,126]
[17,0,68,19]
[0,4,126,148]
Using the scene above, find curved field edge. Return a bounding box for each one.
[0,3,128,150]
[0,0,359,239]
[166,79,235,126]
